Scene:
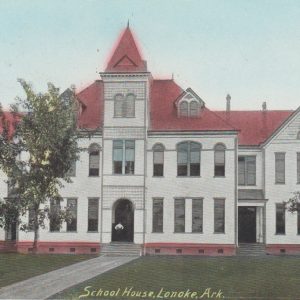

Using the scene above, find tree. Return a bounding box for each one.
[284,191,300,213]
[0,79,80,252]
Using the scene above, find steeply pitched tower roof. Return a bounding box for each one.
[105,26,147,72]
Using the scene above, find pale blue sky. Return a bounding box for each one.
[0,0,299,110]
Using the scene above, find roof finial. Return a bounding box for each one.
[127,19,130,28]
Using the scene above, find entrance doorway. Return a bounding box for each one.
[112,199,134,242]
[238,207,256,243]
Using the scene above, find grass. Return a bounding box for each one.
[53,256,300,300]
[0,253,96,288]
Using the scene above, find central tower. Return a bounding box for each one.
[100,26,150,244]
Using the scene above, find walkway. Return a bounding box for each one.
[0,255,138,299]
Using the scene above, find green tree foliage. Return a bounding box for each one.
[0,79,80,251]
[284,191,300,213]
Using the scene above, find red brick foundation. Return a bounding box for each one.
[144,243,236,256]
[266,244,300,255]
[16,241,100,254]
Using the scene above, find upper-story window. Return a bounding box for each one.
[88,143,100,176]
[297,152,300,184]
[297,131,300,139]
[177,141,201,176]
[178,101,199,118]
[114,93,135,118]
[153,143,164,177]
[275,152,285,184]
[214,143,226,177]
[113,140,135,175]
[238,156,256,185]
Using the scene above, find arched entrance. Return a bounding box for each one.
[112,199,134,242]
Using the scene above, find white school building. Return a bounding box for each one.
[1,26,300,256]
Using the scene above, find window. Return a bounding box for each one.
[189,101,199,117]
[238,156,256,185]
[297,153,300,184]
[50,198,61,232]
[192,198,203,233]
[214,144,226,177]
[275,152,285,184]
[89,143,100,176]
[174,199,185,232]
[153,143,164,177]
[66,159,76,177]
[114,93,135,118]
[297,131,300,139]
[152,198,163,232]
[67,198,77,232]
[88,198,99,232]
[297,203,300,235]
[177,142,201,176]
[113,140,135,175]
[214,198,225,233]
[276,203,285,234]
[179,101,188,117]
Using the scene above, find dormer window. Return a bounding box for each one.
[179,101,188,117]
[176,88,204,118]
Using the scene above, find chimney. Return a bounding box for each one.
[262,101,267,111]
[226,94,231,112]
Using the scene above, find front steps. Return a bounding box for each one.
[100,242,142,256]
[238,243,266,256]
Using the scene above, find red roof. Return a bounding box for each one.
[105,27,147,72]
[77,80,103,130]
[215,110,293,146]
[76,79,294,146]
[150,80,236,132]
[0,112,21,137]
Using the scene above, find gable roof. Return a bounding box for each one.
[105,27,147,72]
[215,110,294,146]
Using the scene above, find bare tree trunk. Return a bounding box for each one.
[33,207,39,254]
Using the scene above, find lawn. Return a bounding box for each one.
[53,256,300,300]
[0,253,96,288]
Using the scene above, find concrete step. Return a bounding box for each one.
[238,243,266,256]
[100,243,142,256]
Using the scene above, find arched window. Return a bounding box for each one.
[189,101,199,117]
[124,93,135,117]
[177,142,201,176]
[153,143,164,177]
[89,143,100,176]
[297,131,300,139]
[114,94,124,117]
[214,143,226,177]
[114,93,135,118]
[179,101,188,117]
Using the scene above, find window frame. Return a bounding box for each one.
[177,141,201,177]
[192,198,203,233]
[238,155,256,186]
[113,139,135,175]
[214,143,226,177]
[49,198,61,232]
[275,203,285,235]
[88,198,99,232]
[152,198,164,233]
[66,198,77,232]
[153,143,164,177]
[179,101,189,117]
[275,152,285,184]
[88,143,100,177]
[174,198,185,233]
[214,198,225,234]
[113,93,136,118]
